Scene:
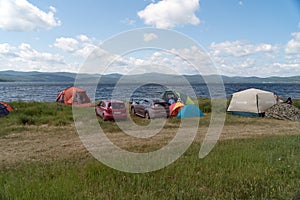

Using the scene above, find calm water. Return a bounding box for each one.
[0,82,299,102]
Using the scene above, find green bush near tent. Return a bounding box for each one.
[293,99,300,109]
[197,98,212,113]
[0,101,74,136]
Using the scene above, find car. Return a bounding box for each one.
[130,98,169,119]
[95,100,127,121]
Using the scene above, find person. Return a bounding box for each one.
[285,97,293,105]
[168,97,175,105]
[177,97,183,103]
[275,95,283,104]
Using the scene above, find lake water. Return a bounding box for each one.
[0,82,299,102]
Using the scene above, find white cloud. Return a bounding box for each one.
[0,42,70,72]
[0,0,61,32]
[138,0,200,29]
[77,35,90,42]
[76,43,98,58]
[0,43,17,57]
[49,6,56,13]
[93,44,293,77]
[53,35,98,58]
[53,37,79,53]
[120,18,136,26]
[285,32,300,54]
[144,33,158,42]
[207,40,300,77]
[272,62,300,76]
[100,46,215,75]
[210,40,278,57]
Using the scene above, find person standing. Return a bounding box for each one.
[168,97,175,105]
[285,97,293,105]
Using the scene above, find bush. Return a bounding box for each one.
[293,99,300,109]
[6,101,74,126]
[17,114,36,125]
[198,98,212,113]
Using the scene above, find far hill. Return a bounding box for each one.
[0,70,299,84]
[0,70,76,82]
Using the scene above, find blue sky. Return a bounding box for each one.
[0,0,299,77]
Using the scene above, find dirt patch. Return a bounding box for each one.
[0,125,89,167]
[0,118,299,167]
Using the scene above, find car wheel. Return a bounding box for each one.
[102,113,107,121]
[145,112,150,119]
[95,108,99,116]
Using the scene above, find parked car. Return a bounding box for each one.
[95,100,127,121]
[130,98,169,119]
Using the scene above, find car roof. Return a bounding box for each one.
[142,98,166,102]
[102,99,125,103]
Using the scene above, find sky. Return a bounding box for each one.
[0,0,300,77]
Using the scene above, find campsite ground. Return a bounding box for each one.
[0,102,300,199]
[1,115,299,166]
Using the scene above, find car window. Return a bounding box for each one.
[112,103,125,109]
[167,94,175,98]
[101,101,106,107]
[155,102,168,107]
[144,100,151,106]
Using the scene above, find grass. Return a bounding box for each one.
[0,134,299,199]
[0,101,73,136]
[0,101,300,199]
[0,99,298,136]
[293,99,300,109]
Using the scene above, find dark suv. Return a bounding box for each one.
[130,98,169,119]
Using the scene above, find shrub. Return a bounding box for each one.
[18,114,36,125]
[8,101,73,126]
[293,99,300,109]
[198,98,211,113]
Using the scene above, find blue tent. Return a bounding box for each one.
[177,104,204,118]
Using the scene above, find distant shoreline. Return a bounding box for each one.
[0,70,300,84]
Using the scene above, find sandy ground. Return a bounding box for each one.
[0,118,299,167]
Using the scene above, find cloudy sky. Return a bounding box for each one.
[0,0,299,77]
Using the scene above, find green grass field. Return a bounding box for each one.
[0,135,300,199]
[0,101,300,199]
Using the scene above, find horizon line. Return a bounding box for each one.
[0,70,300,78]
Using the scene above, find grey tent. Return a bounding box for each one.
[227,88,276,117]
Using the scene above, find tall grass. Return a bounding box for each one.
[1,99,299,136]
[0,101,73,136]
[293,99,300,109]
[0,134,299,199]
[0,101,300,199]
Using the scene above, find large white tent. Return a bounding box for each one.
[227,88,277,116]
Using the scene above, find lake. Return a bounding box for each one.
[0,82,299,102]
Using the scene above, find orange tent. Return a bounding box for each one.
[0,102,13,117]
[169,102,184,116]
[56,86,91,106]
